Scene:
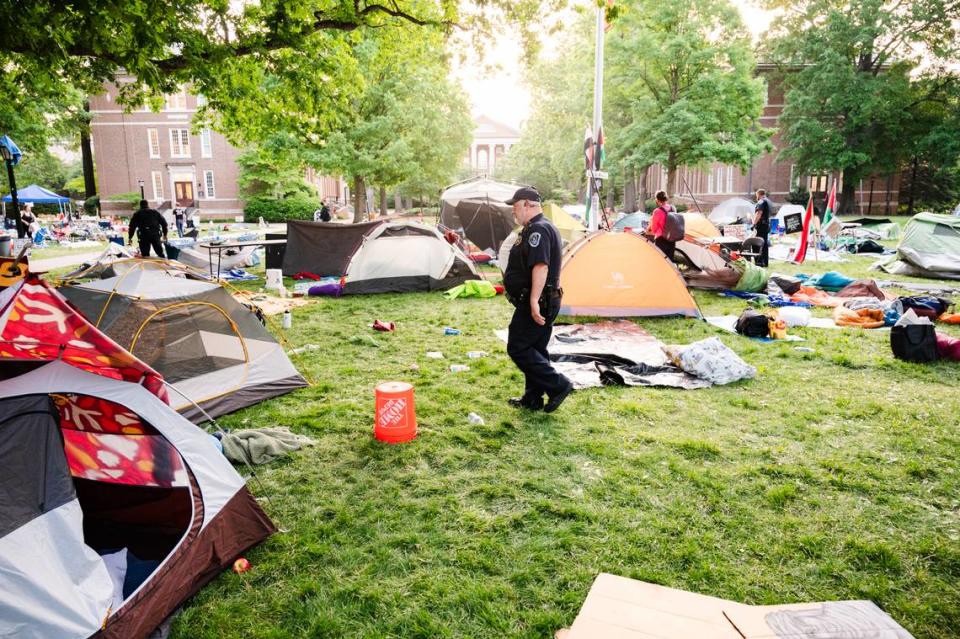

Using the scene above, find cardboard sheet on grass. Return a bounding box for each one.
[495,320,710,389]
[232,290,309,316]
[562,573,914,639]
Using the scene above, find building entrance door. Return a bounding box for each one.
[174,181,194,207]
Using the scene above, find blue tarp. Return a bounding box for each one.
[2,184,70,204]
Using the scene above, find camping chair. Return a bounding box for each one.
[739,237,765,264]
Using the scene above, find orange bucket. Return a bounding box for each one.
[374,381,417,443]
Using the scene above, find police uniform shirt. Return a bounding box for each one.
[755,198,771,228]
[503,213,562,298]
[129,208,167,238]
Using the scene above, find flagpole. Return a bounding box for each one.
[589,2,605,232]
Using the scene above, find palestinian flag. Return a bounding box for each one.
[584,125,594,171]
[793,193,815,264]
[822,180,837,226]
[594,125,605,170]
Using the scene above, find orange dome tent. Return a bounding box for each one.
[681,212,722,239]
[559,232,701,318]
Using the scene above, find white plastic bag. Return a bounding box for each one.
[777,306,812,328]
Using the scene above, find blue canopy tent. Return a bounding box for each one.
[2,184,73,216]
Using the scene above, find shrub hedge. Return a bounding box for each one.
[244,196,320,223]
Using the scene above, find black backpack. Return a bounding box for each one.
[660,206,686,242]
[735,308,770,338]
[890,324,939,362]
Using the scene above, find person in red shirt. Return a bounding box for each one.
[645,190,676,258]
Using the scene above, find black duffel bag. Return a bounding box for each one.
[890,323,939,363]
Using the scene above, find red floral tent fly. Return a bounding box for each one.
[0,277,168,402]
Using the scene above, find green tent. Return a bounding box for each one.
[876,213,960,280]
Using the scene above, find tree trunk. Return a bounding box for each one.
[666,165,678,197]
[906,156,918,217]
[81,100,97,201]
[624,171,637,213]
[379,185,387,217]
[839,178,857,216]
[394,190,404,214]
[353,176,366,223]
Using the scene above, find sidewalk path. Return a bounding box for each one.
[31,250,105,273]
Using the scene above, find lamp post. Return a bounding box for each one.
[0,137,24,239]
[138,179,145,200]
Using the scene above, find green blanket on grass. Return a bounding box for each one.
[221,427,315,466]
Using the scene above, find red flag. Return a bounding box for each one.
[793,194,815,264]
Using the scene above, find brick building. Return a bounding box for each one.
[90,78,345,217]
[640,65,901,215]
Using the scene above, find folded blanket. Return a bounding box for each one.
[790,286,844,307]
[221,427,315,465]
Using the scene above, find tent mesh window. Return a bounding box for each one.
[933,223,960,238]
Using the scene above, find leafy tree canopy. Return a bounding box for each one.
[764,0,960,211]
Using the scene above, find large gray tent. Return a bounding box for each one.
[60,269,307,422]
[439,177,518,252]
[282,220,479,293]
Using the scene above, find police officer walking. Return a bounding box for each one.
[128,199,168,258]
[502,186,573,412]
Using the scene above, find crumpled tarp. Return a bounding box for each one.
[790,286,845,307]
[444,279,497,299]
[495,320,710,389]
[221,427,315,466]
[835,279,889,300]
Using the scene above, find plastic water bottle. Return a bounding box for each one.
[282,310,292,329]
[467,412,485,425]
[444,327,461,336]
[450,364,469,373]
[466,351,487,359]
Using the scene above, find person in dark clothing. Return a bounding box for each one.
[318,199,332,223]
[502,186,573,413]
[645,190,677,259]
[752,189,771,267]
[128,200,168,258]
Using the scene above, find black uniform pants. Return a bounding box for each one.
[754,225,769,267]
[138,235,165,258]
[507,295,570,400]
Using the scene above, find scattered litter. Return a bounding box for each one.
[372,320,396,332]
[794,347,815,353]
[282,310,292,329]
[232,558,251,574]
[466,351,487,358]
[425,351,444,359]
[467,412,485,425]
[409,363,420,371]
[450,364,470,372]
[288,344,320,355]
[443,327,461,335]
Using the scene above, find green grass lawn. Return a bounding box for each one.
[162,253,960,639]
[30,241,108,260]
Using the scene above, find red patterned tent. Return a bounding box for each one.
[0,276,168,402]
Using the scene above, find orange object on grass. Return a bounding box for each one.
[790,286,843,307]
[374,381,418,443]
[939,312,960,324]
[833,305,886,329]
